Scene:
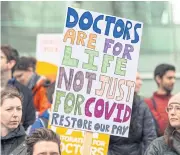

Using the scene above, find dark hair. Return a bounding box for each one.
[46,81,56,103]
[1,45,19,62]
[1,45,20,73]
[26,128,61,155]
[164,124,176,149]
[14,56,37,72]
[1,85,23,106]
[154,64,175,83]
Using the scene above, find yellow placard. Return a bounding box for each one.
[49,125,109,155]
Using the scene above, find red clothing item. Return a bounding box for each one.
[32,77,51,115]
[144,92,172,136]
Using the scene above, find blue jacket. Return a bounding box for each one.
[29,110,49,135]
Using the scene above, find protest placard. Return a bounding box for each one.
[50,7,143,138]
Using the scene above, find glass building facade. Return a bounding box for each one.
[1,1,180,96]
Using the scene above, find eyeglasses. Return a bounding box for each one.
[1,56,6,59]
[166,106,180,113]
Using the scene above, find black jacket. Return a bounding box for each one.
[108,94,157,155]
[9,79,36,130]
[1,125,27,155]
[145,131,180,155]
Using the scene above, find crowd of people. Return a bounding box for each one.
[0,45,180,155]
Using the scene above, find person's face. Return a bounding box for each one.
[0,50,16,73]
[167,103,180,130]
[0,50,9,72]
[135,72,142,93]
[158,70,176,93]
[33,141,60,155]
[0,97,22,130]
[13,70,32,86]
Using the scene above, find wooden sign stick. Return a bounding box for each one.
[82,131,93,155]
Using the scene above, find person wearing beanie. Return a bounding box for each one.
[145,92,180,155]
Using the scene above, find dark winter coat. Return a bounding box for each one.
[144,130,180,155]
[1,125,27,155]
[108,94,157,155]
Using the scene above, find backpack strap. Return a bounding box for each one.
[9,136,26,155]
[151,97,157,111]
[150,97,160,136]
[39,117,48,128]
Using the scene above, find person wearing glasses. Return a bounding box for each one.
[145,92,180,155]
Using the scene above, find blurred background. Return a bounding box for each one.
[1,1,180,97]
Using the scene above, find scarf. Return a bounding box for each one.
[27,73,40,90]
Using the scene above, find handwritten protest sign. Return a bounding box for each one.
[36,34,110,155]
[50,7,143,138]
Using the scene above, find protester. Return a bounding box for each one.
[13,56,51,115]
[145,92,180,155]
[26,128,61,155]
[1,85,27,155]
[28,82,56,135]
[144,64,176,136]
[108,72,157,155]
[0,45,36,130]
